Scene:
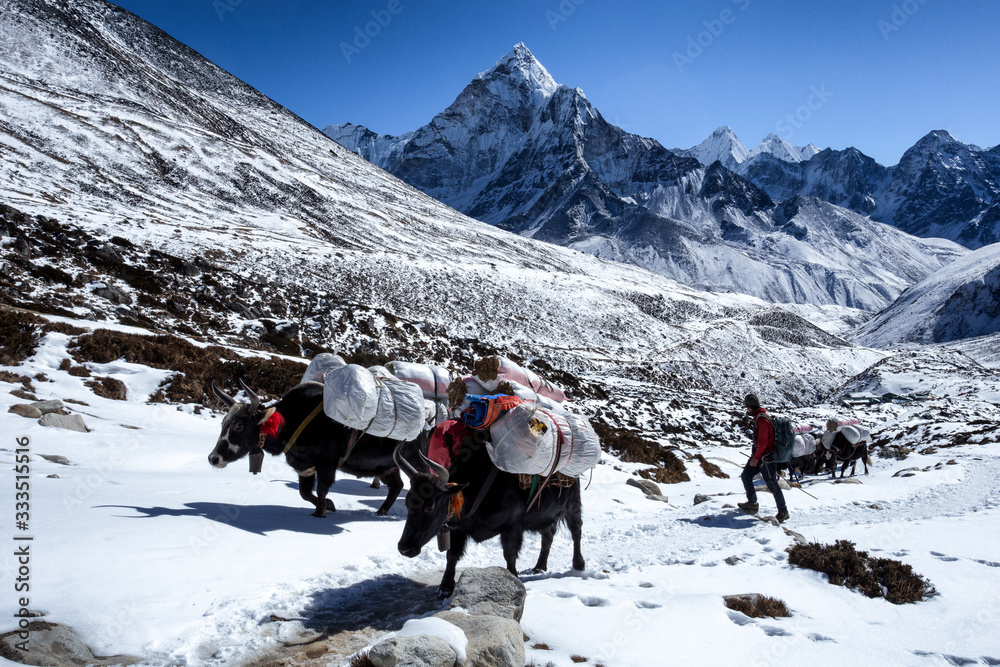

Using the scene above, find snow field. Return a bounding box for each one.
[2,331,1000,666]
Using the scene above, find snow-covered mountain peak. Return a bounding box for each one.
[749,132,820,163]
[680,126,750,171]
[475,42,559,103]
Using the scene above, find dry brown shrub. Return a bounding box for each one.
[788,540,934,604]
[0,371,33,387]
[696,454,729,479]
[570,656,588,663]
[69,329,306,407]
[725,594,791,618]
[86,376,127,400]
[447,377,468,409]
[44,321,87,335]
[348,652,374,667]
[592,421,689,484]
[0,308,44,365]
[472,355,500,382]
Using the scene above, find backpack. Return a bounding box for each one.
[769,415,796,463]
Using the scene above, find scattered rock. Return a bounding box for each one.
[782,527,807,545]
[626,477,662,497]
[9,404,42,419]
[693,494,711,505]
[435,611,524,667]
[93,284,133,306]
[47,474,61,479]
[449,567,526,622]
[645,493,670,503]
[39,454,71,466]
[725,556,743,566]
[31,399,64,415]
[368,635,458,667]
[38,413,89,433]
[0,621,140,666]
[892,467,922,478]
[833,477,863,484]
[777,477,792,491]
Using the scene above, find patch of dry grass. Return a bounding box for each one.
[788,540,934,604]
[592,421,690,484]
[725,594,791,618]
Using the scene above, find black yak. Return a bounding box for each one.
[394,427,584,598]
[208,381,424,517]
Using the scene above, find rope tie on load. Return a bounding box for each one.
[526,411,566,513]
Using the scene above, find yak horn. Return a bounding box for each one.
[212,381,236,408]
[419,451,450,486]
[239,378,260,412]
[393,441,421,480]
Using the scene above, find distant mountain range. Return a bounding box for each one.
[325,44,972,311]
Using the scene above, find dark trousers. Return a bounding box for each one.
[741,458,787,512]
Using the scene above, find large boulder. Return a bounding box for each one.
[31,400,64,415]
[434,611,524,667]
[9,404,42,419]
[367,634,458,667]
[38,413,89,433]
[0,621,139,666]
[448,567,526,621]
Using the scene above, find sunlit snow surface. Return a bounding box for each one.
[1,327,999,666]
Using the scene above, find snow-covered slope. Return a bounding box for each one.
[0,0,889,407]
[325,46,964,310]
[854,242,1000,347]
[2,321,999,666]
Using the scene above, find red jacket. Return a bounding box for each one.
[750,408,775,461]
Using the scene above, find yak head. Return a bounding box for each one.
[394,442,464,558]
[207,380,274,468]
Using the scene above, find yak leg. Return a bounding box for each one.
[375,468,404,516]
[567,494,586,571]
[439,531,469,599]
[500,526,524,577]
[370,477,381,489]
[526,525,557,574]
[312,467,336,518]
[298,474,335,512]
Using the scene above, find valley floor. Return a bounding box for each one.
[2,329,999,667]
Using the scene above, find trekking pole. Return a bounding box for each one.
[739,452,820,500]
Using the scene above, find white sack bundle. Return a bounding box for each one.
[488,405,600,477]
[793,433,817,458]
[473,356,567,403]
[301,353,346,384]
[386,361,454,403]
[323,364,426,441]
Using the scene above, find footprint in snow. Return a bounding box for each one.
[549,591,576,599]
[633,601,661,609]
[973,559,1000,568]
[726,611,754,627]
[578,596,611,607]
[761,625,792,637]
[808,633,836,643]
[930,551,960,562]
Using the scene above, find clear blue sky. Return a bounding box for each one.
[110,0,999,165]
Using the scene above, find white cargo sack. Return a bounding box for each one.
[386,361,454,403]
[488,405,600,477]
[322,364,425,441]
[474,356,567,403]
[301,353,346,384]
[793,434,817,458]
[503,379,568,415]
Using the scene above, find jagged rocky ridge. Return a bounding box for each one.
[681,127,1000,250]
[0,1,886,406]
[326,45,965,310]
